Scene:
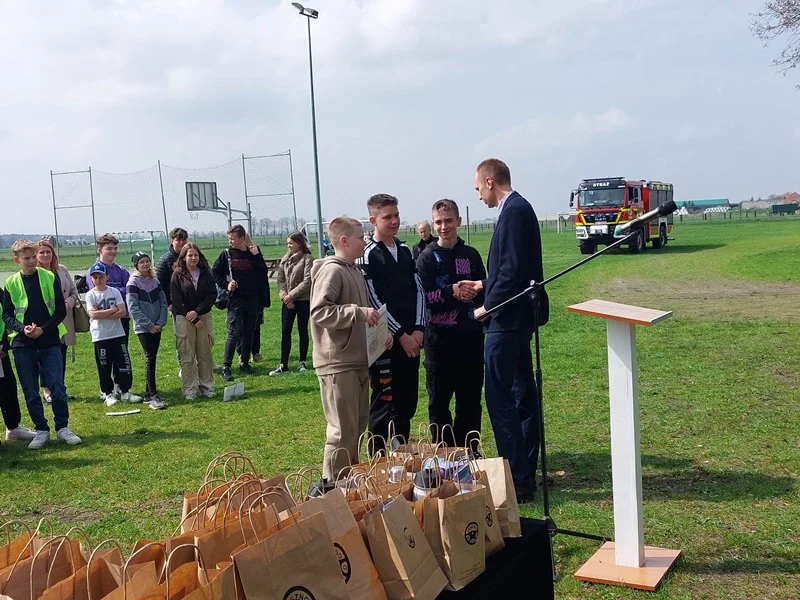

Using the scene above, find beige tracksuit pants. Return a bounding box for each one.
[319,368,370,480]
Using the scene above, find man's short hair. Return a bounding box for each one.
[329,217,363,247]
[367,193,399,217]
[417,220,431,231]
[169,227,188,241]
[227,224,246,238]
[431,199,460,218]
[11,239,36,256]
[476,158,511,186]
[96,233,119,250]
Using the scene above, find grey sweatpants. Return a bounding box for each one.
[319,368,370,480]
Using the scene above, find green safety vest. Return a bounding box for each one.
[4,268,68,341]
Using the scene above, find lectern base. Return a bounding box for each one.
[574,542,682,591]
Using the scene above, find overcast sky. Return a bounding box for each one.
[1,0,798,236]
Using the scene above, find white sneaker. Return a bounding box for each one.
[6,426,36,442]
[297,361,307,372]
[269,364,288,376]
[148,397,166,410]
[103,392,120,407]
[44,394,53,404]
[28,430,50,450]
[203,390,215,399]
[56,427,83,445]
[121,392,142,403]
[185,394,197,401]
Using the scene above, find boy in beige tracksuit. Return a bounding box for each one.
[311,217,392,479]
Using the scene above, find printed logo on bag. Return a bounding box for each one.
[403,527,416,548]
[464,522,479,545]
[485,505,494,528]
[333,543,351,583]
[283,586,316,600]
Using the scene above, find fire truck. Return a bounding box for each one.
[569,177,674,254]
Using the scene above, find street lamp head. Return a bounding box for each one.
[291,2,319,18]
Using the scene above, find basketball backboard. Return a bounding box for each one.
[186,182,221,211]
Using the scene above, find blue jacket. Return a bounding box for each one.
[483,191,549,332]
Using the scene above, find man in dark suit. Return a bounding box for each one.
[411,221,438,260]
[471,158,548,503]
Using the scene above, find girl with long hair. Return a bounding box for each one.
[126,251,168,409]
[270,232,313,375]
[35,238,79,403]
[171,243,217,400]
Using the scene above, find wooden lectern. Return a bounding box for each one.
[567,299,682,591]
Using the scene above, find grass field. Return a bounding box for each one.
[0,216,798,599]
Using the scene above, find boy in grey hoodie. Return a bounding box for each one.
[311,217,392,479]
[127,252,168,409]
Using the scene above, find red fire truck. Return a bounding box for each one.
[569,177,674,254]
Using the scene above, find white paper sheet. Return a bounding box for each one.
[366,304,388,367]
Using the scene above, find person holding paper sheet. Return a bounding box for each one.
[416,199,486,452]
[310,217,393,479]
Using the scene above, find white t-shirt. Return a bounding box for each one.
[387,244,398,262]
[85,287,126,342]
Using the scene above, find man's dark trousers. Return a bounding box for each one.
[223,295,259,367]
[484,328,539,491]
[369,343,419,454]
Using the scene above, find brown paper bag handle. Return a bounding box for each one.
[214,477,266,524]
[0,517,54,595]
[246,491,288,542]
[30,535,77,600]
[60,527,93,556]
[182,478,230,534]
[356,430,372,464]
[203,452,250,483]
[123,542,167,595]
[164,544,208,600]
[418,421,433,444]
[221,455,258,482]
[87,539,126,600]
[0,520,32,548]
[285,467,322,503]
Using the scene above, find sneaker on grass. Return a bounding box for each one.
[28,430,50,450]
[148,397,166,410]
[203,390,215,399]
[297,361,307,372]
[6,426,36,442]
[56,427,83,445]
[103,392,120,407]
[269,364,288,376]
[121,391,142,403]
[252,353,264,362]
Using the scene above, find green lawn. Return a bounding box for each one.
[1,216,798,599]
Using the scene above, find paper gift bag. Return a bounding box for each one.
[0,536,85,600]
[363,497,447,600]
[0,519,51,571]
[40,544,158,600]
[232,511,350,600]
[416,481,485,591]
[300,491,387,600]
[136,544,218,600]
[473,472,505,557]
[474,457,521,538]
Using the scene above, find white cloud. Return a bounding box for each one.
[474,107,635,158]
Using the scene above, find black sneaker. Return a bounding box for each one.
[239,363,255,375]
[222,367,234,381]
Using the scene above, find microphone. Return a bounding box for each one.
[614,200,677,236]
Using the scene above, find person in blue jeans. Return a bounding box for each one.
[1,239,82,449]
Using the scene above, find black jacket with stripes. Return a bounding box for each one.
[360,236,426,340]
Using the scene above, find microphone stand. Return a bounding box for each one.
[481,230,638,579]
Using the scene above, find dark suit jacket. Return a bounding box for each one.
[483,191,549,332]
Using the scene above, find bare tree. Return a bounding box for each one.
[752,1,800,86]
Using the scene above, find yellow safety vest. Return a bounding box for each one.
[4,268,68,341]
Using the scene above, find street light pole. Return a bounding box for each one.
[293,3,325,258]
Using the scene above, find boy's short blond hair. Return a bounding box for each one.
[11,239,37,256]
[367,193,398,217]
[96,233,119,251]
[329,217,363,247]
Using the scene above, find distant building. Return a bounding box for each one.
[674,199,730,211]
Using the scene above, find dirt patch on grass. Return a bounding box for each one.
[597,278,800,322]
[18,505,104,525]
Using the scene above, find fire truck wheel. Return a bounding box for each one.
[629,231,645,254]
[652,225,667,249]
[579,240,596,255]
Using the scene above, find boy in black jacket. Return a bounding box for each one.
[416,199,486,451]
[361,194,426,453]
[212,225,267,381]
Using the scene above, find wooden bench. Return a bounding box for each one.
[266,258,280,279]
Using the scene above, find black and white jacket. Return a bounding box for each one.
[361,237,426,340]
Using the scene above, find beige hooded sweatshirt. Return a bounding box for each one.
[310,256,370,375]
